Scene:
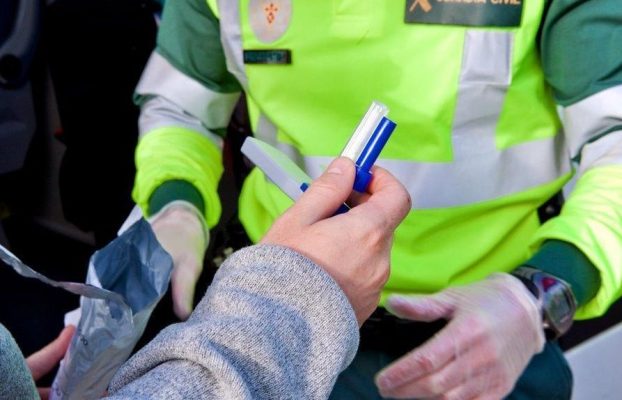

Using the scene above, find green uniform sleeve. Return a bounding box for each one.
[132,0,242,227]
[133,127,224,227]
[149,180,205,216]
[532,0,622,319]
[156,0,239,93]
[540,0,622,106]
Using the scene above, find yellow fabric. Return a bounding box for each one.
[532,165,622,319]
[133,127,224,228]
[206,0,219,18]
[241,168,573,300]
[236,1,573,304]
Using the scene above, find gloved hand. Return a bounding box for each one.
[375,273,545,399]
[149,201,209,320]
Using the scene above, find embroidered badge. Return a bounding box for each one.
[249,0,292,43]
[410,0,432,13]
[405,0,523,27]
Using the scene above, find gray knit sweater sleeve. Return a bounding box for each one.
[0,323,38,400]
[107,244,359,399]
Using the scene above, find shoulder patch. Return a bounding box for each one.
[249,0,292,43]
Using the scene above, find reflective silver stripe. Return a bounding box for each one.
[256,113,306,166]
[561,85,622,159]
[460,31,512,85]
[216,0,248,89]
[139,96,224,149]
[255,113,278,144]
[385,134,567,208]
[454,31,512,157]
[577,130,622,176]
[262,133,569,209]
[136,52,240,130]
[303,134,568,209]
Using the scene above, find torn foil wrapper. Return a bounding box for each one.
[0,219,173,399]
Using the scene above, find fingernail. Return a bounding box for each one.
[376,374,393,390]
[326,157,351,175]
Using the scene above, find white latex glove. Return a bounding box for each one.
[149,201,209,320]
[375,273,545,400]
[262,157,411,326]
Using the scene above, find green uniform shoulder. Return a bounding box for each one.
[156,0,240,93]
[540,0,622,106]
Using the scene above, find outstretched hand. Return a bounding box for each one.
[262,157,411,325]
[375,273,545,399]
[150,202,209,320]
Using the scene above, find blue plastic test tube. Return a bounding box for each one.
[352,116,397,192]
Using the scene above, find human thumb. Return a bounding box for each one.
[171,258,202,320]
[292,157,356,225]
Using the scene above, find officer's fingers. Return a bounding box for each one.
[355,166,411,230]
[344,190,367,208]
[27,325,76,381]
[428,374,507,400]
[171,260,201,320]
[290,157,356,225]
[376,358,466,399]
[386,294,455,322]
[376,322,461,395]
[346,165,393,206]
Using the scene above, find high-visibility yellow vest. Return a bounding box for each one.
[206,0,573,302]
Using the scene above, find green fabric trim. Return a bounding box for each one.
[589,126,622,143]
[148,180,205,216]
[132,126,223,228]
[531,165,622,319]
[156,0,240,93]
[523,240,600,308]
[541,0,622,106]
